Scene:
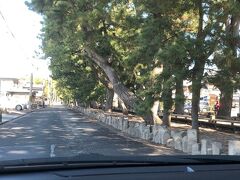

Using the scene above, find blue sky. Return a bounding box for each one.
[0,0,50,78]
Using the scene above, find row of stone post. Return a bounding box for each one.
[74,106,240,155]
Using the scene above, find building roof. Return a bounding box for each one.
[0,77,18,81]
[6,90,30,93]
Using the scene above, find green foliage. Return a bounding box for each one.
[28,0,240,124]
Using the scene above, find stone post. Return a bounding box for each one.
[182,136,188,153]
[187,129,198,153]
[212,142,222,155]
[228,140,240,155]
[201,139,208,155]
[192,143,201,155]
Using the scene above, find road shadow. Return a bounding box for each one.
[0,106,181,161]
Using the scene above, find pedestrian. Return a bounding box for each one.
[214,100,220,115]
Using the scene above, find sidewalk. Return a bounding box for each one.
[1,109,32,124]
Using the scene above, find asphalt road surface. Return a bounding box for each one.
[0,106,179,161]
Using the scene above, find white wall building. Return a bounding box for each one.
[0,77,45,110]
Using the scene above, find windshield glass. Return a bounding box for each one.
[0,0,240,164]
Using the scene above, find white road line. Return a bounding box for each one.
[50,144,56,157]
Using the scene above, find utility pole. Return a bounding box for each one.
[47,77,52,106]
[29,73,33,110]
[50,78,53,106]
[238,96,240,117]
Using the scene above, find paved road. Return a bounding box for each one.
[0,106,178,161]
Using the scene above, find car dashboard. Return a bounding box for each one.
[1,163,240,180]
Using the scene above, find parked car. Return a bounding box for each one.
[15,103,27,111]
[2,100,28,111]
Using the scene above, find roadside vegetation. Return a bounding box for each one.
[27,0,240,130]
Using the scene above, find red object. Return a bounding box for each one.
[215,101,220,111]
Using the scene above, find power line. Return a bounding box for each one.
[0,8,33,63]
[0,9,16,40]
[0,8,35,107]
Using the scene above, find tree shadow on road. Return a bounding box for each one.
[0,108,181,161]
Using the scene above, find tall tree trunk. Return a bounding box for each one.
[191,77,202,130]
[175,77,184,114]
[158,64,173,127]
[217,11,240,118]
[191,0,205,131]
[84,47,136,110]
[162,86,173,127]
[151,100,162,124]
[118,98,128,115]
[191,59,205,130]
[88,52,154,124]
[218,89,233,118]
[105,88,114,112]
[89,63,114,112]
[112,93,119,108]
[227,13,240,56]
[162,110,171,127]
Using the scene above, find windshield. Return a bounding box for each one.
[0,0,240,165]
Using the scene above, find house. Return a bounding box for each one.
[0,77,19,95]
[0,77,45,110]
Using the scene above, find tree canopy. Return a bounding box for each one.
[28,0,240,129]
